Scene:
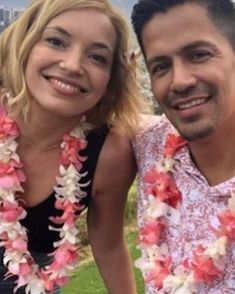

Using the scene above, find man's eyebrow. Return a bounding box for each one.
[146,55,168,70]
[182,40,218,52]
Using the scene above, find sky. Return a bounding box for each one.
[0,0,137,13]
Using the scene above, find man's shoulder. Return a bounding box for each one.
[136,114,172,137]
[132,114,173,153]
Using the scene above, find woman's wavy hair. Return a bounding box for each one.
[0,0,150,133]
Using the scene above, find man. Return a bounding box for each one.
[131,0,235,293]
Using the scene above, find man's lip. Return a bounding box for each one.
[171,95,211,109]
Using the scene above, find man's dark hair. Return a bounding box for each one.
[131,0,235,53]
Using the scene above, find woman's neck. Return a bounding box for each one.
[14,106,82,150]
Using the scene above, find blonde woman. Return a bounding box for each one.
[0,0,147,293]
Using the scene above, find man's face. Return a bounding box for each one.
[142,3,235,141]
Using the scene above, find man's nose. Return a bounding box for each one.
[170,60,196,93]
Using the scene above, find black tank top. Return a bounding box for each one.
[20,127,109,253]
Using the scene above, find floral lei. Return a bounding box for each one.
[135,133,235,293]
[0,107,88,293]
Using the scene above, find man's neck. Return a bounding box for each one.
[188,130,235,186]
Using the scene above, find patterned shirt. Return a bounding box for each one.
[133,115,235,294]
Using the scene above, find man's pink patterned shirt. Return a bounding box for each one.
[133,115,235,293]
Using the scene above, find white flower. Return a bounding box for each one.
[146,195,165,219]
[163,274,196,294]
[0,190,20,202]
[0,221,27,240]
[55,165,88,201]
[135,255,155,274]
[70,125,86,138]
[0,138,19,162]
[135,244,168,274]
[60,224,78,244]
[146,195,180,224]
[164,157,176,172]
[204,236,227,261]
[4,251,32,275]
[135,245,158,273]
[24,275,46,294]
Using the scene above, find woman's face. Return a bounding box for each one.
[25,8,117,118]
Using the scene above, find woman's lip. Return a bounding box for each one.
[45,77,89,97]
[50,78,80,94]
[43,74,89,93]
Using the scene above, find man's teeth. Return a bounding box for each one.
[51,79,83,93]
[177,98,207,110]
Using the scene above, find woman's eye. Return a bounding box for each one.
[46,37,65,48]
[90,54,107,65]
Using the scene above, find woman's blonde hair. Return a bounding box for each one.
[0,0,150,133]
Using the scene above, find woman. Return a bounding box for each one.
[0,0,146,293]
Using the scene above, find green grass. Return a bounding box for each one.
[62,182,144,293]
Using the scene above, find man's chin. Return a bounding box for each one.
[177,125,215,142]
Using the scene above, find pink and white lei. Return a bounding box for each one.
[0,107,88,293]
[135,133,235,294]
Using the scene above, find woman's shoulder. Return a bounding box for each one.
[91,128,136,194]
[103,128,133,159]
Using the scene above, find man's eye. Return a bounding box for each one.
[150,62,170,77]
[190,50,212,62]
[46,37,65,48]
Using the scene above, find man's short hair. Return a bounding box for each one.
[131,0,235,53]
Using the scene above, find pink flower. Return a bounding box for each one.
[44,243,79,274]
[38,272,54,291]
[18,262,32,276]
[189,246,222,283]
[0,160,25,190]
[0,176,16,190]
[139,220,165,245]
[39,271,69,291]
[52,242,78,267]
[146,258,172,289]
[0,201,26,222]
[53,276,69,287]
[0,107,19,139]
[51,199,83,226]
[218,209,235,241]
[164,134,187,158]
[3,235,27,251]
[40,243,78,290]
[60,134,87,170]
[144,170,181,208]
[47,276,69,290]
